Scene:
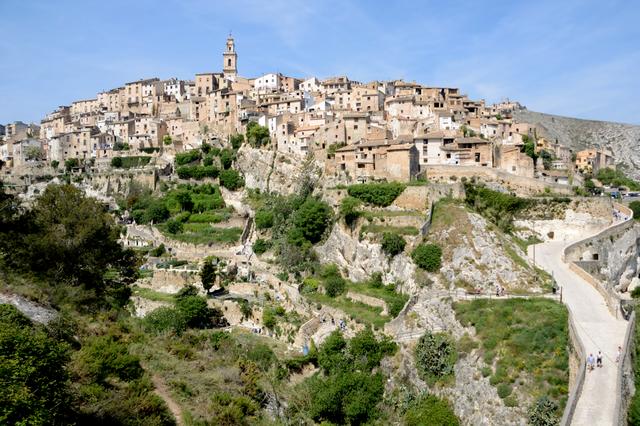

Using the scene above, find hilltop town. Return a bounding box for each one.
[0,36,622,192]
[2,37,640,426]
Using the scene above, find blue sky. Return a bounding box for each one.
[1,0,639,124]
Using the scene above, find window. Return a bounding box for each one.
[475,153,481,162]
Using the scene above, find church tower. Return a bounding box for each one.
[223,36,237,78]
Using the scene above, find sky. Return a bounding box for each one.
[1,0,639,124]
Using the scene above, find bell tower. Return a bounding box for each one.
[223,35,237,78]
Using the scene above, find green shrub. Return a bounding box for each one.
[414,331,457,383]
[219,169,244,190]
[64,158,79,171]
[200,259,217,292]
[246,122,270,147]
[404,394,460,426]
[51,160,59,169]
[163,135,172,145]
[150,243,166,257]
[290,198,332,245]
[144,307,187,334]
[255,208,274,229]
[321,264,346,297]
[209,330,231,350]
[176,165,219,180]
[166,219,183,234]
[630,201,640,220]
[111,156,123,167]
[339,196,361,225]
[175,295,210,328]
[252,238,271,255]
[528,396,559,426]
[144,200,170,224]
[347,182,406,206]
[497,383,512,399]
[381,232,406,256]
[76,335,144,383]
[230,134,244,150]
[464,183,532,232]
[412,243,442,272]
[0,305,71,425]
[175,150,201,166]
[220,148,235,170]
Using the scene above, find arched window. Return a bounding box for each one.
[228,58,231,66]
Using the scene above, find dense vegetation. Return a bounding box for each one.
[630,201,640,221]
[381,232,406,257]
[290,329,396,424]
[301,269,409,328]
[414,331,457,384]
[111,155,152,169]
[404,394,460,426]
[174,143,243,189]
[464,183,532,232]
[454,299,568,417]
[0,184,174,424]
[245,122,271,147]
[123,182,241,245]
[347,182,406,207]
[411,243,442,272]
[627,316,640,424]
[596,167,640,191]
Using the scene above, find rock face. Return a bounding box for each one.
[431,203,543,293]
[315,223,418,293]
[513,110,640,179]
[0,292,57,324]
[235,147,310,195]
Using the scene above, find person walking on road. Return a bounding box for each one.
[596,351,603,368]
[616,345,622,363]
[587,353,595,371]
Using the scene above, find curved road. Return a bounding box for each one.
[530,238,628,426]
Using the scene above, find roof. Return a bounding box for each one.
[456,137,489,144]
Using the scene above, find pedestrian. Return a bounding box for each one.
[587,353,595,371]
[496,285,500,297]
[596,351,603,368]
[616,346,622,363]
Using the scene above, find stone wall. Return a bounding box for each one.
[561,306,587,426]
[425,165,574,196]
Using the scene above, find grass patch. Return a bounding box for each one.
[361,224,419,236]
[159,224,242,245]
[306,292,387,329]
[513,234,543,252]
[133,286,175,303]
[453,298,568,412]
[363,210,424,218]
[503,242,529,269]
[346,282,409,317]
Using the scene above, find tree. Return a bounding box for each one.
[630,201,640,220]
[24,146,44,161]
[0,305,72,425]
[220,148,235,170]
[51,160,59,169]
[255,208,274,229]
[381,232,406,257]
[230,134,244,150]
[3,184,138,308]
[111,157,123,168]
[321,264,346,297]
[219,169,244,190]
[246,122,270,147]
[527,396,559,426]
[200,258,217,292]
[176,190,194,212]
[404,394,460,426]
[163,135,172,145]
[252,238,271,255]
[290,198,332,245]
[144,200,170,223]
[339,196,361,226]
[166,219,183,234]
[64,158,79,171]
[411,243,442,272]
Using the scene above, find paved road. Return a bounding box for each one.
[530,238,628,426]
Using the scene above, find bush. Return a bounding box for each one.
[321,264,346,297]
[339,196,361,225]
[163,135,172,145]
[246,122,270,147]
[144,306,187,334]
[630,201,640,220]
[255,208,274,229]
[111,157,123,168]
[175,295,211,328]
[200,259,217,292]
[220,148,235,170]
[404,394,460,426]
[230,134,244,150]
[290,198,332,245]
[0,305,71,425]
[144,201,170,223]
[528,396,559,426]
[76,335,144,383]
[64,158,79,171]
[150,243,166,257]
[219,169,244,190]
[414,331,457,383]
[347,182,406,207]
[411,243,442,272]
[497,383,512,399]
[176,165,219,180]
[166,219,183,234]
[381,232,406,257]
[51,160,59,169]
[252,238,271,255]
[175,150,201,166]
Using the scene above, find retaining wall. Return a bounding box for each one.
[561,306,587,426]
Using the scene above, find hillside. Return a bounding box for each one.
[513,110,640,178]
